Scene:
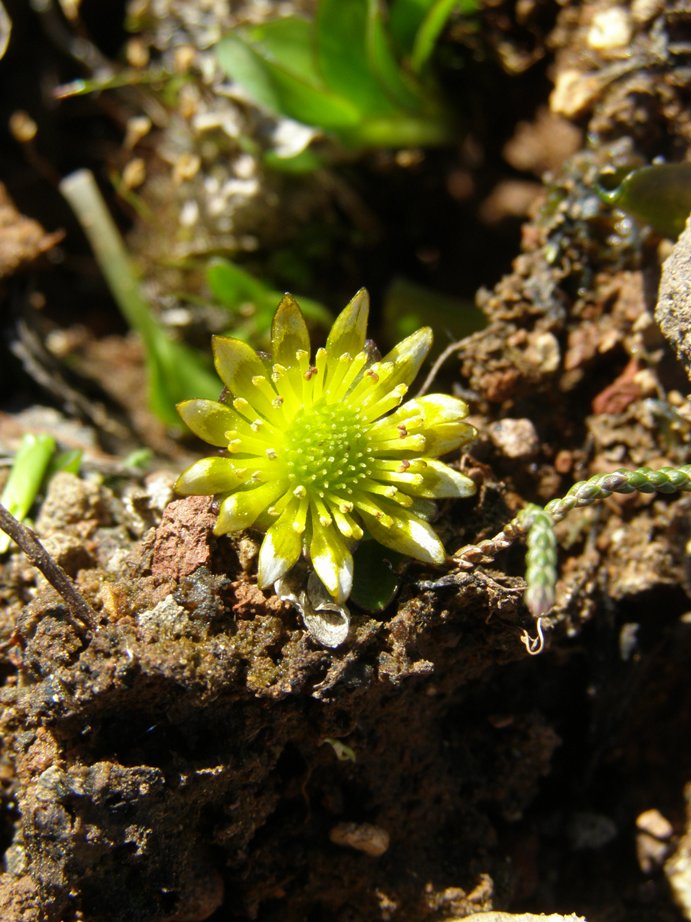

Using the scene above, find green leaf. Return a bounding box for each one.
[122,448,154,470]
[316,0,398,114]
[54,69,168,100]
[207,258,332,338]
[61,169,219,428]
[382,277,485,350]
[365,0,424,109]
[264,147,324,172]
[241,17,320,82]
[390,0,478,64]
[350,540,404,612]
[410,0,460,72]
[207,259,269,307]
[146,336,221,428]
[600,162,691,239]
[215,33,284,114]
[216,22,360,129]
[216,5,456,151]
[47,449,82,478]
[389,0,431,57]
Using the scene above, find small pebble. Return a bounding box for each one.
[636,808,674,839]
[329,822,390,857]
[488,418,540,459]
[587,7,633,51]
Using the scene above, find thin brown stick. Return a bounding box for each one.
[0,502,100,632]
[415,340,465,398]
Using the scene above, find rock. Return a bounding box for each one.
[656,215,691,380]
[329,822,390,857]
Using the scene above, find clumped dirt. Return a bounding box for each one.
[1,2,691,922]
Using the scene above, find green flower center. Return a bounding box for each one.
[284,402,372,497]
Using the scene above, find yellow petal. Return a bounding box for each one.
[212,335,266,395]
[309,518,353,603]
[359,506,446,565]
[177,399,238,447]
[271,293,310,366]
[378,327,433,391]
[214,481,286,535]
[175,457,245,495]
[257,503,304,587]
[369,394,476,457]
[325,288,369,361]
[411,459,476,499]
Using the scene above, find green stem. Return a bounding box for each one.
[59,169,158,350]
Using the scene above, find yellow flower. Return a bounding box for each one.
[175,290,476,602]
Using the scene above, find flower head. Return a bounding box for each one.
[175,290,476,602]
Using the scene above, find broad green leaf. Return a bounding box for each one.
[216,22,360,129]
[242,17,320,79]
[216,5,456,151]
[146,335,220,427]
[339,113,453,147]
[316,0,398,115]
[215,33,283,113]
[365,0,424,109]
[389,0,432,56]
[207,259,268,307]
[382,276,485,350]
[350,540,404,612]
[207,258,332,338]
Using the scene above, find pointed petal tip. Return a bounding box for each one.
[271,293,311,365]
[173,472,188,496]
[213,335,266,394]
[310,528,354,604]
[383,326,434,387]
[351,287,369,312]
[415,326,434,355]
[274,291,302,322]
[257,518,303,588]
[326,289,370,360]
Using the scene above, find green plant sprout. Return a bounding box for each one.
[207,258,332,342]
[175,289,477,603]
[60,169,220,428]
[121,447,155,470]
[215,0,471,165]
[47,448,82,479]
[0,434,57,554]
